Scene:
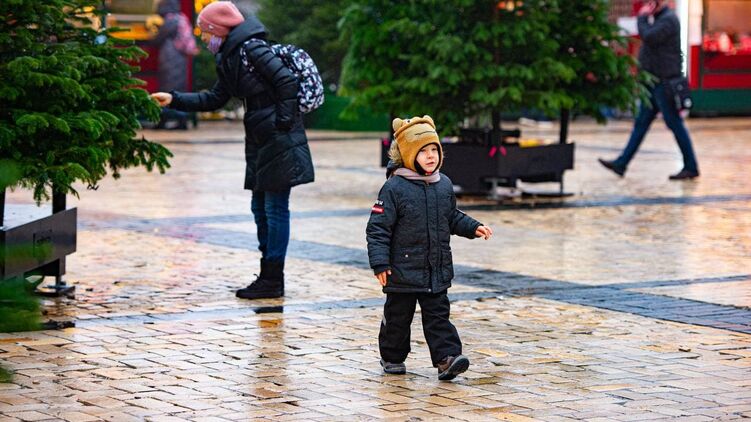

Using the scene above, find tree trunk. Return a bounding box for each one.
[491,110,502,146]
[52,185,65,214]
[559,108,570,144]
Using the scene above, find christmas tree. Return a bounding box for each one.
[0,0,172,202]
[339,0,646,133]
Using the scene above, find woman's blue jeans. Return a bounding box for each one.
[250,189,291,262]
[615,81,699,173]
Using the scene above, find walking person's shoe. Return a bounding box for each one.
[236,259,284,299]
[668,169,700,180]
[436,355,470,381]
[380,359,406,375]
[598,158,626,177]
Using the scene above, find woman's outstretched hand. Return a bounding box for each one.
[150,92,173,107]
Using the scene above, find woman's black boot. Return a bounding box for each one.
[235,259,284,299]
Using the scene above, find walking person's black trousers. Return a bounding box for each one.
[379,291,462,366]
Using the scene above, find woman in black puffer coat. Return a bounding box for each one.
[152,2,314,300]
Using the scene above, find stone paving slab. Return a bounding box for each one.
[2,296,751,421]
[2,117,751,420]
[631,280,751,308]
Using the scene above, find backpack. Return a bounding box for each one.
[166,13,199,56]
[240,39,325,114]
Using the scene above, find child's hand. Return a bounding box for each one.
[475,225,493,240]
[375,270,391,286]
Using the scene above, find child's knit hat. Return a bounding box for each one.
[197,1,244,37]
[392,115,443,174]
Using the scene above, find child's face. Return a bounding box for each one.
[415,144,440,174]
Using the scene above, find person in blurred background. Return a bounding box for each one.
[153,0,198,130]
[599,0,699,180]
[151,1,314,300]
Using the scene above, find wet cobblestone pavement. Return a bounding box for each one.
[2,118,750,421]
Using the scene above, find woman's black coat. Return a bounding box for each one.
[169,17,314,192]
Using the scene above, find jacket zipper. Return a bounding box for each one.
[424,183,432,293]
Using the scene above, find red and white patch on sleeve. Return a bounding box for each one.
[371,200,384,214]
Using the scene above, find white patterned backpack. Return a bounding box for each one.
[241,39,325,114]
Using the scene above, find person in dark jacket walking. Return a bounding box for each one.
[151,1,315,299]
[599,0,700,180]
[366,116,493,381]
[153,0,198,130]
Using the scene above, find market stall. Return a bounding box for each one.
[687,0,751,114]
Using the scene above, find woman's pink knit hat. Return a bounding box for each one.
[197,2,244,37]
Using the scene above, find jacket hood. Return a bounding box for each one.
[221,15,267,56]
[157,0,180,16]
[385,159,400,179]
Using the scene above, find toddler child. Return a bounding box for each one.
[366,115,492,381]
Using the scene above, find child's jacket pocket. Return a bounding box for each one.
[390,247,429,288]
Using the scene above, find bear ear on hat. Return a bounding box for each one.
[392,118,405,132]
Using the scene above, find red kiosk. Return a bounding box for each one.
[686,0,751,114]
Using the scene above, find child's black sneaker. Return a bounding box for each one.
[380,359,406,374]
[437,355,469,381]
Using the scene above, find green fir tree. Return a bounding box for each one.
[339,0,646,133]
[0,0,172,202]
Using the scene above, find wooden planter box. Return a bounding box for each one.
[1,201,77,282]
[441,142,575,194]
[380,118,575,196]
